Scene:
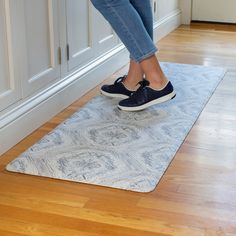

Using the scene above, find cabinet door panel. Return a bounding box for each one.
[21,0,61,97]
[66,0,119,72]
[25,1,52,79]
[92,7,119,55]
[66,0,94,71]
[0,0,21,112]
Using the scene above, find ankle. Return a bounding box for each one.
[123,75,143,91]
[148,76,169,90]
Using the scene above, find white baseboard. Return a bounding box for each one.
[0,9,181,156]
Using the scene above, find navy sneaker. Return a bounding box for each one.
[101,75,136,99]
[118,79,176,111]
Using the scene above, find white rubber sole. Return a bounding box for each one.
[118,91,176,112]
[101,89,129,99]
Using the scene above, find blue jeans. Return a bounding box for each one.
[90,0,158,62]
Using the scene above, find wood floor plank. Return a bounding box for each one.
[0,193,205,236]
[205,229,236,236]
[0,230,26,236]
[0,205,163,236]
[0,216,101,236]
[137,197,236,223]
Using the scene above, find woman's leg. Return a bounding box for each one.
[125,0,154,90]
[130,0,167,89]
[90,0,157,61]
[90,0,167,90]
[130,0,154,41]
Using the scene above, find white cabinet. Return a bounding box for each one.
[0,0,120,111]
[0,0,21,111]
[66,0,119,72]
[17,0,61,97]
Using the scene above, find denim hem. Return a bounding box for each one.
[135,48,158,63]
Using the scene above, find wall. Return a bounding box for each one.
[179,0,192,24]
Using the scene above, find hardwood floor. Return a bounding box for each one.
[0,23,236,236]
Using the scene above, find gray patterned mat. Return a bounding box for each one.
[6,63,226,192]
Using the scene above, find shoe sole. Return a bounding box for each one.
[118,91,176,112]
[101,89,129,99]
